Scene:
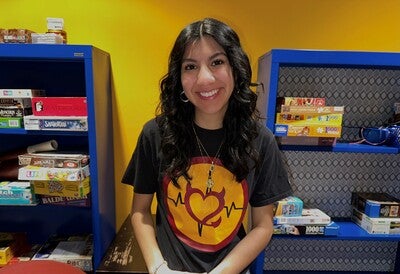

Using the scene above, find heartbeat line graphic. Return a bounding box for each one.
[167,192,185,206]
[224,202,244,218]
[168,192,243,218]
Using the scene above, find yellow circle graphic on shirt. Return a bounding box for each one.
[163,157,248,252]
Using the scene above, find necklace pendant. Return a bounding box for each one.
[206,178,214,188]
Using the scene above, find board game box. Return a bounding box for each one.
[31,97,87,116]
[280,105,344,114]
[23,115,88,131]
[351,192,400,218]
[38,194,91,207]
[0,106,32,117]
[273,208,331,225]
[352,207,400,234]
[277,97,325,107]
[18,165,90,181]
[0,117,23,128]
[274,196,303,217]
[0,89,45,98]
[277,136,337,146]
[275,124,342,137]
[18,152,89,168]
[32,177,90,198]
[0,181,37,205]
[273,221,339,236]
[276,113,343,126]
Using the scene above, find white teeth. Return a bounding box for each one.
[200,89,218,97]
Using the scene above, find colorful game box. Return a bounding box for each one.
[275,124,342,137]
[273,208,331,225]
[280,105,344,114]
[274,196,303,217]
[18,152,89,168]
[352,207,400,234]
[23,115,88,131]
[277,97,326,107]
[18,165,90,182]
[351,192,400,218]
[0,89,45,98]
[31,97,87,116]
[32,177,90,198]
[0,181,37,205]
[0,117,23,128]
[273,221,339,236]
[276,113,343,126]
[38,194,91,207]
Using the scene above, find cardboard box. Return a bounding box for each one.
[0,98,32,108]
[277,136,337,146]
[277,97,325,107]
[23,115,88,131]
[351,192,400,218]
[38,194,91,207]
[274,196,303,217]
[0,181,37,205]
[18,165,90,182]
[273,221,339,236]
[32,177,90,198]
[31,97,87,116]
[280,105,345,114]
[276,113,343,126]
[0,106,32,118]
[273,208,331,225]
[18,152,89,168]
[352,208,400,234]
[275,124,342,137]
[0,89,45,98]
[0,117,23,128]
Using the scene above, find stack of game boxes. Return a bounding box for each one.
[24,96,88,132]
[0,89,44,129]
[273,196,339,236]
[351,192,400,234]
[274,97,344,146]
[17,152,91,207]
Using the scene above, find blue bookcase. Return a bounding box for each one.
[0,44,116,269]
[253,49,400,273]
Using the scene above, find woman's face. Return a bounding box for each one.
[181,36,234,128]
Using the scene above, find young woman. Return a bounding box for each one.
[122,18,292,274]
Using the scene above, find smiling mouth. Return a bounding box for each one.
[199,89,218,98]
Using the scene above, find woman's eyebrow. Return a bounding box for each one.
[182,52,227,63]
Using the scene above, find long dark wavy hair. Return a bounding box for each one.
[157,17,260,186]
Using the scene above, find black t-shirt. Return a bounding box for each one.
[122,118,292,273]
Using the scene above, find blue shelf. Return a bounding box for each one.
[279,142,399,154]
[256,48,400,273]
[0,128,88,136]
[273,221,400,241]
[0,44,115,269]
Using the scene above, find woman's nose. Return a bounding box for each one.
[197,65,215,84]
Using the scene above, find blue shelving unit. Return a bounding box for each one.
[254,49,400,273]
[0,44,116,269]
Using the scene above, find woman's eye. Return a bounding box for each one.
[183,64,196,71]
[212,59,224,66]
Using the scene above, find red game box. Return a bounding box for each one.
[31,97,87,116]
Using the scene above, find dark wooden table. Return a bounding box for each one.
[96,215,148,274]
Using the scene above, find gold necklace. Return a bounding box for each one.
[192,123,224,191]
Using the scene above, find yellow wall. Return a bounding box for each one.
[2,0,400,229]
